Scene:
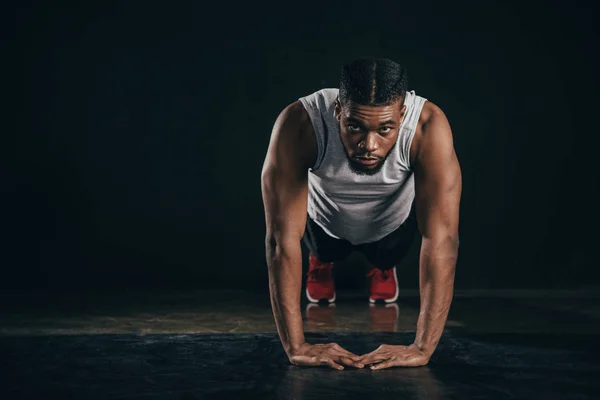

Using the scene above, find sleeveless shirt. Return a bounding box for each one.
[298,88,428,245]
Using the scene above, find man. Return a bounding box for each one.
[261,57,461,370]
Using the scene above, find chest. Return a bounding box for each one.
[309,163,413,202]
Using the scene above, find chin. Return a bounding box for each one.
[348,160,384,176]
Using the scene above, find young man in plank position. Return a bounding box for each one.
[261,57,461,370]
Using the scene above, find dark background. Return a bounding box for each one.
[4,1,599,291]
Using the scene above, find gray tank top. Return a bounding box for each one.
[299,88,428,245]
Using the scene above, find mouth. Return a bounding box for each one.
[354,157,380,166]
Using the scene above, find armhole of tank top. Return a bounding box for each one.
[311,114,328,170]
[403,97,428,170]
[298,97,326,171]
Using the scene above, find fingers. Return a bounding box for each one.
[339,356,364,369]
[292,343,429,371]
[359,352,389,365]
[359,346,394,367]
[328,343,363,368]
[323,351,363,368]
[358,346,386,360]
[370,359,395,370]
[290,343,367,370]
[321,358,344,370]
[299,355,362,370]
[343,351,362,362]
[369,355,429,370]
[332,344,362,361]
[317,355,425,370]
[291,355,344,370]
[323,355,366,370]
[331,350,363,367]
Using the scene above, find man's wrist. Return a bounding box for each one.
[413,342,435,357]
[287,341,308,356]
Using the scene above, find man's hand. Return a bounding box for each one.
[359,343,430,370]
[289,342,365,370]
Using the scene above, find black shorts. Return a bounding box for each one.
[302,202,418,271]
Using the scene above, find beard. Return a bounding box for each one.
[342,139,398,176]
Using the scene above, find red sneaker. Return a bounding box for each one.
[367,266,399,304]
[306,253,336,303]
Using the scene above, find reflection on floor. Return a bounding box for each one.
[1,289,599,335]
[306,303,400,332]
[1,289,599,399]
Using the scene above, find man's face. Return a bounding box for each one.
[334,98,407,176]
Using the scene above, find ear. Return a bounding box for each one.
[334,99,341,122]
[399,104,407,122]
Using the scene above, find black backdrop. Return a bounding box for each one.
[4,1,599,290]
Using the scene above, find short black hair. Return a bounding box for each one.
[339,57,408,106]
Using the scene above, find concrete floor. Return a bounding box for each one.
[1,289,599,399]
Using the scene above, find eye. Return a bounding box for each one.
[348,124,361,132]
[380,126,392,133]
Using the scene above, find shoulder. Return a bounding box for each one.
[419,100,447,131]
[279,100,311,124]
[278,100,315,143]
[410,100,453,166]
[269,100,317,170]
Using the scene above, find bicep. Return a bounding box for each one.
[261,103,313,245]
[414,108,462,240]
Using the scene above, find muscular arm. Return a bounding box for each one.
[261,101,316,357]
[413,105,462,356]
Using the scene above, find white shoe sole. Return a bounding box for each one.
[306,288,336,303]
[369,267,399,304]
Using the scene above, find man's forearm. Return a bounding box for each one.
[266,240,306,356]
[414,236,459,356]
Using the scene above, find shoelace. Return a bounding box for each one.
[367,268,391,282]
[307,265,332,282]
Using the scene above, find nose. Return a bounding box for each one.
[361,132,379,153]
